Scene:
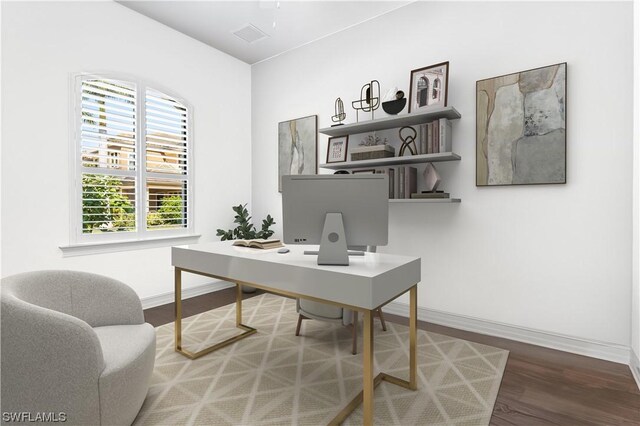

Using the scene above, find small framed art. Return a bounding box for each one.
[409,61,449,113]
[326,136,349,163]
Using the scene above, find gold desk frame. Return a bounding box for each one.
[174,266,418,425]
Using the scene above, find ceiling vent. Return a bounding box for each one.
[232,24,269,44]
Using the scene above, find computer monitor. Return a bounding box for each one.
[281,174,389,265]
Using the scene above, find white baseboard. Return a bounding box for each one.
[384,301,630,365]
[140,280,234,309]
[631,350,640,391]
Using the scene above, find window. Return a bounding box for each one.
[73,75,192,243]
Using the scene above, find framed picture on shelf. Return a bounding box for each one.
[352,169,376,174]
[278,115,317,192]
[326,135,349,163]
[476,62,566,186]
[409,61,449,113]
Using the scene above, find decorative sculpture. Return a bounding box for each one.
[398,126,418,156]
[351,80,380,122]
[331,97,346,126]
[423,163,441,192]
[382,89,407,115]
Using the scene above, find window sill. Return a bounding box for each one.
[59,234,201,257]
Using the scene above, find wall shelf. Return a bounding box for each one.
[319,106,461,137]
[320,152,461,170]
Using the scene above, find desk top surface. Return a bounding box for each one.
[173,241,419,278]
[172,241,421,309]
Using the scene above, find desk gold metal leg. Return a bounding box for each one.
[236,283,242,326]
[174,271,257,360]
[175,267,182,352]
[329,285,420,425]
[409,284,417,390]
[363,309,374,425]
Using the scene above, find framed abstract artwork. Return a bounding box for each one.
[476,63,566,186]
[278,115,317,192]
[409,61,449,113]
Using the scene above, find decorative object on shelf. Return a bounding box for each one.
[326,135,349,163]
[476,62,566,186]
[351,143,395,161]
[331,97,346,126]
[352,169,376,174]
[333,170,350,174]
[409,61,449,113]
[352,134,394,160]
[423,163,441,192]
[399,126,418,156]
[359,134,387,146]
[382,88,407,115]
[278,115,317,192]
[351,80,380,122]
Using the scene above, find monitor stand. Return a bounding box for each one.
[303,213,364,265]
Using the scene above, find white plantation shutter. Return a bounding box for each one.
[80,79,137,234]
[145,89,189,230]
[74,75,192,241]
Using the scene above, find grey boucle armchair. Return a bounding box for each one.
[1,270,156,426]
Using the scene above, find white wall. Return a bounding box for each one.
[252,2,634,348]
[1,2,252,299]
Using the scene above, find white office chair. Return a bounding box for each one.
[294,246,387,355]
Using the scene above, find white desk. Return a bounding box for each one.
[172,242,421,425]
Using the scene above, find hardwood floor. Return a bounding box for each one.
[144,288,640,425]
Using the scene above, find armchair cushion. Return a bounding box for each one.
[94,324,156,425]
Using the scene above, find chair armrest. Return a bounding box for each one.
[1,296,104,422]
[67,271,145,327]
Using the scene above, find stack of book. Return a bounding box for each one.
[374,168,395,199]
[375,166,416,199]
[418,118,452,155]
[397,166,417,199]
[410,191,450,199]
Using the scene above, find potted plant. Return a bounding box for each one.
[216,204,276,292]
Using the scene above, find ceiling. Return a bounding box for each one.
[117,1,412,64]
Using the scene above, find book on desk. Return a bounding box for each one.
[232,239,284,249]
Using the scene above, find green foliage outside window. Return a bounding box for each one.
[82,174,185,232]
[82,174,135,233]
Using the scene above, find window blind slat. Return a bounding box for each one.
[82,96,136,115]
[82,109,135,125]
[145,88,188,177]
[146,134,187,145]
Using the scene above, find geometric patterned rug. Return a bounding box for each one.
[133,294,508,425]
